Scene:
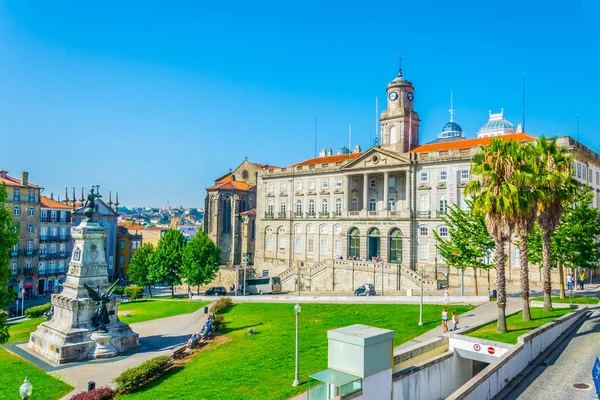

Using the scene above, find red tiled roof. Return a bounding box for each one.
[0,171,41,188]
[40,196,71,210]
[293,153,363,167]
[411,133,537,153]
[206,180,255,191]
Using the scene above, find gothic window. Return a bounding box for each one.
[348,228,360,258]
[222,198,232,233]
[389,229,402,264]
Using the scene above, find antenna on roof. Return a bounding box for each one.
[348,124,352,160]
[577,114,580,141]
[449,91,454,122]
[375,96,379,146]
[397,54,403,76]
[522,73,525,131]
[314,115,318,158]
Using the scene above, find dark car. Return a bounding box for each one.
[205,286,227,296]
[354,284,376,296]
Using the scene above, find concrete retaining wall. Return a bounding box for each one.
[446,307,588,400]
[393,337,449,373]
[193,294,489,304]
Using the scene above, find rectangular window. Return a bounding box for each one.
[369,179,376,188]
[307,239,314,253]
[296,200,302,215]
[39,262,45,272]
[352,198,359,211]
[13,206,20,216]
[267,201,274,214]
[389,177,396,187]
[268,183,274,193]
[28,207,35,217]
[26,240,33,251]
[439,227,449,237]
[59,260,65,271]
[320,238,328,254]
[389,198,396,211]
[369,198,376,211]
[50,244,56,253]
[26,259,32,268]
[280,200,286,214]
[51,210,57,222]
[583,166,588,180]
[335,199,342,214]
[420,172,429,183]
[27,224,34,234]
[40,244,47,255]
[29,189,34,202]
[307,224,314,233]
[13,188,20,201]
[577,163,582,178]
[589,168,593,182]
[281,182,287,191]
[461,169,469,180]
[119,255,125,265]
[334,239,342,255]
[11,260,17,274]
[309,181,315,191]
[60,243,66,255]
[420,226,428,236]
[320,225,328,234]
[296,181,302,191]
[322,180,329,189]
[440,170,447,181]
[60,211,66,222]
[514,246,521,267]
[597,172,599,185]
[120,240,126,249]
[51,227,57,236]
[308,200,315,215]
[295,238,302,252]
[321,199,328,213]
[336,179,342,188]
[60,227,67,238]
[266,236,273,250]
[40,226,47,237]
[419,241,429,260]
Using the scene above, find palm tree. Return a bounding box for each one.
[534,137,576,312]
[466,138,526,332]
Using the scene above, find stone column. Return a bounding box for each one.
[343,175,349,212]
[383,171,389,211]
[363,173,369,210]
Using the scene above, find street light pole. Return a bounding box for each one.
[297,266,300,297]
[293,303,301,386]
[418,266,424,326]
[242,254,247,297]
[381,262,384,296]
[461,268,465,296]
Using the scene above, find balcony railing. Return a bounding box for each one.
[39,235,71,242]
[29,196,35,202]
[8,250,18,258]
[277,212,287,218]
[368,211,378,216]
[265,212,274,219]
[13,196,21,202]
[294,211,303,218]
[23,268,35,276]
[333,211,342,217]
[436,210,447,218]
[40,252,66,260]
[20,249,38,257]
[319,212,330,218]
[305,212,316,218]
[417,211,431,218]
[349,211,360,216]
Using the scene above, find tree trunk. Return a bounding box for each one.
[197,286,200,295]
[520,237,531,321]
[558,261,565,299]
[542,230,553,311]
[171,285,175,298]
[473,267,478,296]
[495,240,507,333]
[148,285,153,297]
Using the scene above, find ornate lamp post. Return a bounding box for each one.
[293,303,302,386]
[19,377,32,400]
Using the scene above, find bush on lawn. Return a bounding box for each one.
[212,297,232,314]
[123,286,144,301]
[112,286,126,295]
[25,303,51,318]
[70,387,115,400]
[114,355,172,393]
[213,314,226,331]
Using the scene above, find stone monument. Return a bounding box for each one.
[29,187,139,364]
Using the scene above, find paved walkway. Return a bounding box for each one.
[8,306,211,399]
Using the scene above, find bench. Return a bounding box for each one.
[171,345,187,360]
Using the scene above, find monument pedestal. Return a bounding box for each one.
[28,217,139,364]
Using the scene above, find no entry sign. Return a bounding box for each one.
[488,347,496,355]
[473,344,481,352]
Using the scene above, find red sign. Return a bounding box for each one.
[488,347,495,355]
[473,344,481,352]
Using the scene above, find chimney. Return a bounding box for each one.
[319,148,326,157]
[22,171,29,186]
[517,124,523,134]
[0,170,7,179]
[353,145,361,154]
[51,193,54,200]
[327,149,332,156]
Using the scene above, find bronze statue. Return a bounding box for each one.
[84,280,119,332]
[83,187,102,220]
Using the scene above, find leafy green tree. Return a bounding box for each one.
[466,138,531,332]
[150,229,186,297]
[127,243,156,297]
[0,183,19,344]
[181,231,221,295]
[533,137,576,311]
[530,186,600,299]
[434,201,494,296]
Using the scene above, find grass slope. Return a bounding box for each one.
[466,307,573,344]
[0,347,72,400]
[120,302,473,400]
[118,299,210,324]
[8,318,45,344]
[531,296,599,304]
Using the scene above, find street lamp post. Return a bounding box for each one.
[297,266,300,297]
[242,253,248,296]
[19,377,32,400]
[381,262,384,296]
[461,268,465,296]
[293,303,302,386]
[418,266,424,326]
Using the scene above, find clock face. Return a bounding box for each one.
[389,91,398,101]
[407,92,414,102]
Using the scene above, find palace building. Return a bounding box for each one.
[206,67,600,292]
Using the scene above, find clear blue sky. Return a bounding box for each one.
[1,1,598,207]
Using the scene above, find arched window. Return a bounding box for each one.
[419,195,430,216]
[321,199,328,214]
[320,225,328,234]
[307,224,314,234]
[367,228,381,259]
[222,198,232,233]
[335,198,342,214]
[389,229,403,264]
[390,126,397,143]
[296,199,302,216]
[278,227,286,251]
[439,194,447,213]
[308,199,315,216]
[266,227,274,250]
[348,228,360,258]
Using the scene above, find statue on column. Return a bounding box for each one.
[83,187,102,220]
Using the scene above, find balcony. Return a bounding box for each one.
[319,212,330,218]
[333,211,342,217]
[265,212,274,219]
[417,211,431,218]
[21,249,38,257]
[8,250,18,258]
[39,235,71,242]
[39,252,66,260]
[23,268,35,276]
[294,212,303,218]
[436,210,447,218]
[305,212,316,218]
[12,196,21,202]
[368,211,378,216]
[277,212,287,218]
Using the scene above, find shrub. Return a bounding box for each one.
[247,327,255,335]
[25,303,51,318]
[212,297,233,314]
[124,286,144,301]
[113,355,172,393]
[112,286,126,295]
[70,387,115,400]
[212,314,226,331]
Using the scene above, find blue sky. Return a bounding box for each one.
[1,1,598,207]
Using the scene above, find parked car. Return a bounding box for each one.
[205,286,227,296]
[354,284,376,296]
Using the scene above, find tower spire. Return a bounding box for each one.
[449,91,454,122]
[108,191,113,207]
[397,54,403,76]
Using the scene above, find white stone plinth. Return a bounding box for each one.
[89,332,118,359]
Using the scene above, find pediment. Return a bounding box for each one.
[342,147,410,171]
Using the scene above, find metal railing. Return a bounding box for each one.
[265,212,274,219]
[417,211,431,218]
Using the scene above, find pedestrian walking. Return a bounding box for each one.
[579,272,586,290]
[567,274,573,291]
[444,288,450,304]
[441,308,449,332]
[188,290,193,301]
[451,311,459,331]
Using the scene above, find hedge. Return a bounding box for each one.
[112,286,126,295]
[123,286,144,301]
[70,387,115,400]
[113,355,172,393]
[24,303,51,318]
[212,297,232,314]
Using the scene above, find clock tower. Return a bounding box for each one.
[380,68,420,153]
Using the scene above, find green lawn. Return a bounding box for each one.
[466,308,573,344]
[118,299,210,324]
[120,302,473,400]
[7,318,46,344]
[531,296,599,304]
[0,347,72,400]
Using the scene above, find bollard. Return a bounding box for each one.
[88,381,95,391]
[204,306,208,314]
